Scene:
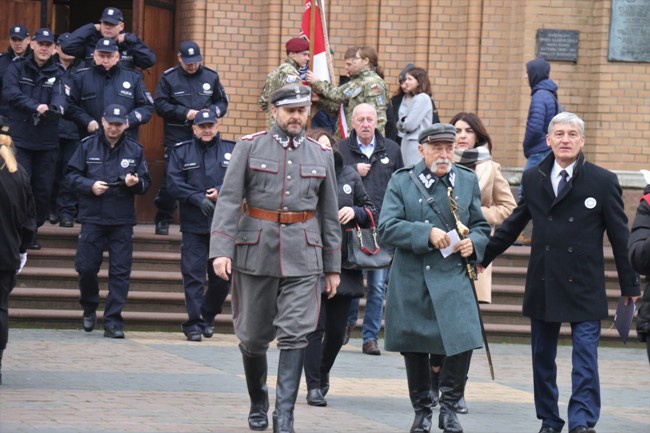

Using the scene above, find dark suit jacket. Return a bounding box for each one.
[482,152,639,322]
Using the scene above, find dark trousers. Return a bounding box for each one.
[180,231,230,334]
[0,271,16,351]
[304,293,354,390]
[153,146,177,224]
[15,147,58,226]
[531,318,601,432]
[75,224,133,328]
[51,139,79,219]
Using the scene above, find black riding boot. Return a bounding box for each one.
[438,350,471,433]
[403,352,433,433]
[243,353,269,431]
[272,349,305,433]
[430,367,440,408]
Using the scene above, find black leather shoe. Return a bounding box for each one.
[569,427,596,433]
[342,323,353,345]
[203,321,215,338]
[26,242,41,250]
[362,339,381,355]
[539,426,562,433]
[59,217,74,228]
[320,371,330,397]
[82,312,96,332]
[155,221,169,236]
[104,326,125,339]
[453,395,468,414]
[306,388,327,406]
[186,331,202,342]
[48,212,58,224]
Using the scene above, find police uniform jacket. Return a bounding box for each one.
[60,23,156,70]
[2,55,66,150]
[0,46,33,117]
[482,152,640,322]
[56,56,83,141]
[68,63,153,139]
[154,65,228,147]
[377,161,490,355]
[209,125,342,277]
[337,129,403,215]
[0,164,36,271]
[66,132,150,226]
[167,134,235,234]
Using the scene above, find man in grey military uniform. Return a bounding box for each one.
[210,84,341,433]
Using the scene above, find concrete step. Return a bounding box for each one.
[491,265,624,291]
[26,248,182,272]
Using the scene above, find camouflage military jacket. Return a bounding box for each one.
[312,69,389,137]
[259,58,302,125]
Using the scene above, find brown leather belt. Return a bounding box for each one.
[246,205,315,224]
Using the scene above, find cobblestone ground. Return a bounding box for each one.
[0,329,648,433]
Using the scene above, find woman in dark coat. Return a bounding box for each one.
[0,116,36,385]
[628,179,650,362]
[303,129,378,407]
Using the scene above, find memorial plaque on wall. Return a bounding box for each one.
[536,29,579,62]
[609,0,650,62]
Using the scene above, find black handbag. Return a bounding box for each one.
[342,209,392,270]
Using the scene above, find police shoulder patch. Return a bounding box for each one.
[80,134,94,142]
[174,140,191,148]
[163,65,179,75]
[11,56,26,63]
[241,131,267,141]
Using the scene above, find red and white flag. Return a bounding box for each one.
[300,0,348,138]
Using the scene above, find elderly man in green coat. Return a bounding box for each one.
[378,123,490,433]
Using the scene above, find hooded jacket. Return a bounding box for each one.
[523,58,559,157]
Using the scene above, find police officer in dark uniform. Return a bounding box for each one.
[153,40,229,235]
[60,6,156,70]
[49,33,84,227]
[167,109,233,341]
[2,28,66,249]
[66,104,151,339]
[0,25,32,117]
[67,38,153,141]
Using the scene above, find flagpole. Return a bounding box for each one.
[309,0,316,68]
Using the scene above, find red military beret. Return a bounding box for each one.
[285,37,310,53]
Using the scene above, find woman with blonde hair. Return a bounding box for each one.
[0,116,36,384]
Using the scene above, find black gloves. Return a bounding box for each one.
[200,198,215,216]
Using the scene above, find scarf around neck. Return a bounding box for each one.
[452,143,491,167]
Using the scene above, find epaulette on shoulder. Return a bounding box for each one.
[394,165,413,175]
[454,163,474,175]
[241,131,267,141]
[11,56,26,63]
[73,66,91,75]
[174,140,191,148]
[201,65,217,75]
[306,136,331,151]
[80,134,95,142]
[163,65,179,75]
[642,193,650,206]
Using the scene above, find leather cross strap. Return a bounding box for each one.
[246,205,315,224]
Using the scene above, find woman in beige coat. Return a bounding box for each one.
[429,112,516,415]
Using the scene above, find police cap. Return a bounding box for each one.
[95,38,119,52]
[101,7,124,25]
[418,123,456,144]
[9,25,29,40]
[270,84,311,108]
[178,41,202,64]
[194,109,217,125]
[33,28,55,44]
[103,104,128,124]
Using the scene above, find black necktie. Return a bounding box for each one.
[558,170,568,195]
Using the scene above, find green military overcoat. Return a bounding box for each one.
[377,161,490,356]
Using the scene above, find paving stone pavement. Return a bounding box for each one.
[0,329,648,433]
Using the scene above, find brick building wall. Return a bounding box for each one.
[177,0,650,173]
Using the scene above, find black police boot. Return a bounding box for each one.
[403,352,433,433]
[272,349,304,433]
[155,220,169,236]
[438,351,471,433]
[242,353,269,431]
[320,370,330,397]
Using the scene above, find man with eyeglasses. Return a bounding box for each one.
[166,109,233,342]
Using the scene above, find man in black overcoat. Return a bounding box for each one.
[480,112,639,433]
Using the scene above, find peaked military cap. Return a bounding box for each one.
[95,38,119,52]
[33,28,55,43]
[103,104,128,123]
[10,25,29,40]
[419,123,456,144]
[194,109,217,125]
[101,7,124,25]
[270,84,311,108]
